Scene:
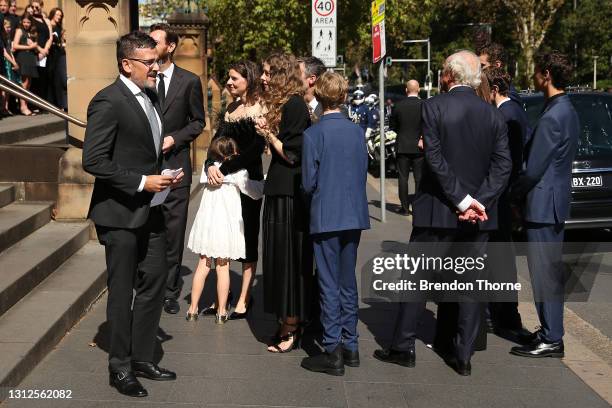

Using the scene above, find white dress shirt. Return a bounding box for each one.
[309,97,319,113]
[156,62,175,97]
[119,75,163,192]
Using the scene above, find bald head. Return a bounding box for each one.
[406,80,420,96]
[444,50,482,89]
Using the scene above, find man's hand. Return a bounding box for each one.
[170,170,184,188]
[207,165,224,186]
[417,136,424,151]
[143,175,173,192]
[162,136,175,154]
[457,200,488,223]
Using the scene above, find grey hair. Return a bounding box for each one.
[444,50,482,88]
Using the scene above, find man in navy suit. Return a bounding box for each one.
[374,51,511,376]
[300,72,370,376]
[510,52,579,358]
[484,67,531,340]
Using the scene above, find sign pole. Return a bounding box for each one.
[379,61,386,223]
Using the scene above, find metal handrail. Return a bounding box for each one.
[0,74,86,127]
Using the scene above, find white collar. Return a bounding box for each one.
[159,62,175,79]
[497,97,511,108]
[309,97,319,111]
[449,84,472,91]
[119,74,144,95]
[407,95,419,98]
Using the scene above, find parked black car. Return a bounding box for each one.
[522,91,612,229]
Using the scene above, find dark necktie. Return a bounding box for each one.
[157,73,166,107]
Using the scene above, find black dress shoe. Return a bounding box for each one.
[495,325,535,345]
[444,356,471,376]
[373,348,415,367]
[109,371,148,397]
[510,340,564,358]
[164,298,180,314]
[132,361,177,381]
[301,345,345,376]
[342,347,360,367]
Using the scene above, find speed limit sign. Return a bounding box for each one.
[312,0,337,67]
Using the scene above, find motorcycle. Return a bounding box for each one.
[366,126,397,176]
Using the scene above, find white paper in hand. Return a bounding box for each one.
[150,168,183,207]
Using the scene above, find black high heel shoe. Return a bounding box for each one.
[229,297,254,320]
[201,291,233,316]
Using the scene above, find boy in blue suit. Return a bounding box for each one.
[300,72,370,376]
[510,52,579,358]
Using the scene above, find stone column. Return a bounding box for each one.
[55,0,130,220]
[166,11,210,174]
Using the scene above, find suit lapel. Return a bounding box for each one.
[116,79,157,155]
[163,67,183,114]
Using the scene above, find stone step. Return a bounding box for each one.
[0,115,65,145]
[0,242,107,388]
[0,184,15,208]
[12,131,67,146]
[0,202,52,254]
[0,221,91,317]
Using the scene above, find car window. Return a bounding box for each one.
[571,95,612,160]
[523,94,612,161]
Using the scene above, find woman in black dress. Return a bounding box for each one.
[257,53,314,353]
[12,13,38,116]
[47,7,66,110]
[206,60,266,319]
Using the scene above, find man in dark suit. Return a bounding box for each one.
[82,32,182,398]
[510,52,579,358]
[149,24,205,315]
[390,79,424,215]
[374,50,511,376]
[483,67,531,339]
[301,72,370,376]
[300,56,327,123]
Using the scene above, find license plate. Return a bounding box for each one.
[572,174,603,188]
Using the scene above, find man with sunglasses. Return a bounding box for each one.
[83,31,183,398]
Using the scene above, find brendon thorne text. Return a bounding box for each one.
[363,253,525,302]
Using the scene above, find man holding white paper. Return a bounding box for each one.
[82,32,183,398]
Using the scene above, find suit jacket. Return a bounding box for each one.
[311,101,324,124]
[511,94,579,224]
[82,78,164,229]
[264,94,311,197]
[390,96,423,154]
[161,65,205,187]
[413,86,511,231]
[499,99,529,185]
[302,112,370,234]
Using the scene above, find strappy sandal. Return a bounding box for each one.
[267,324,302,353]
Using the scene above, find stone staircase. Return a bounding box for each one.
[0,117,108,390]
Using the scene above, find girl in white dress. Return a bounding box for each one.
[186,136,264,324]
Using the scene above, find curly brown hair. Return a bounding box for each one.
[262,53,305,133]
[535,51,573,90]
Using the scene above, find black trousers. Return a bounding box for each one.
[487,202,523,330]
[391,226,486,362]
[162,186,191,300]
[396,153,424,211]
[96,207,167,373]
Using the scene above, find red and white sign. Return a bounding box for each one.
[371,0,386,64]
[312,0,337,67]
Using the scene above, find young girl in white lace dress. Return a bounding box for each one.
[186,136,263,324]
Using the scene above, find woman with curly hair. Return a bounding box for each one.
[257,53,314,353]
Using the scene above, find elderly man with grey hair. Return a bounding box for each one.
[374,50,511,376]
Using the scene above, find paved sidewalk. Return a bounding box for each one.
[3,181,609,408]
